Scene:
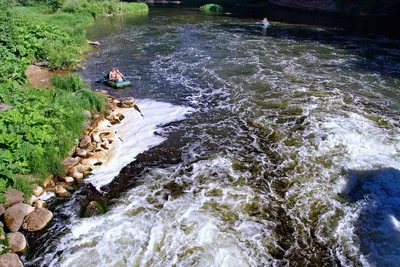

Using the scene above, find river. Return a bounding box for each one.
[25,7,400,267]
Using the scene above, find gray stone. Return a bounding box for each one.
[62,157,80,173]
[4,203,35,232]
[22,208,53,232]
[119,97,136,108]
[0,253,23,267]
[7,232,27,254]
[82,110,91,118]
[0,103,10,112]
[76,148,88,158]
[4,189,24,208]
[79,135,92,148]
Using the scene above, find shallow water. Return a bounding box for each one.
[26,7,400,267]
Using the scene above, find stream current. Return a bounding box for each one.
[26,7,400,267]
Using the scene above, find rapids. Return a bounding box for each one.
[25,7,400,267]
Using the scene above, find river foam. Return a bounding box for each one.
[86,99,194,190]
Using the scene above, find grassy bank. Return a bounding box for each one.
[0,0,148,201]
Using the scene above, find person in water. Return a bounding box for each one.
[262,17,268,24]
[109,68,125,83]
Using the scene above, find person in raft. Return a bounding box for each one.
[262,17,269,27]
[109,68,125,83]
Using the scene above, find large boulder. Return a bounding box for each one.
[4,203,35,232]
[22,208,53,232]
[4,189,24,208]
[7,232,27,254]
[0,253,23,267]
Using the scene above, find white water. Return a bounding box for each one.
[86,99,194,190]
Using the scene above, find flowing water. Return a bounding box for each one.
[25,7,400,267]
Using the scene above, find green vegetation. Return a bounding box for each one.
[61,0,148,17]
[200,3,224,12]
[0,0,147,201]
[1,75,105,195]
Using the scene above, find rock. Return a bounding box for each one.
[79,135,91,148]
[4,203,35,232]
[92,132,102,143]
[63,176,75,183]
[43,174,56,191]
[76,148,88,158]
[55,185,71,198]
[69,169,84,181]
[34,199,47,209]
[112,99,120,105]
[0,253,24,267]
[116,113,125,121]
[82,120,91,129]
[119,97,136,108]
[82,110,91,118]
[74,164,91,174]
[32,184,44,197]
[7,232,27,254]
[27,195,38,205]
[87,40,100,46]
[4,189,24,208]
[106,114,120,124]
[0,103,10,112]
[22,208,53,232]
[62,157,80,173]
[0,204,5,216]
[83,201,105,218]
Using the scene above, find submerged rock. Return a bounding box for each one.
[83,201,105,218]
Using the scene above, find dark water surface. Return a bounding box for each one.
[26,7,400,267]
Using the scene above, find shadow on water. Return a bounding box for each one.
[217,22,400,80]
[343,167,400,266]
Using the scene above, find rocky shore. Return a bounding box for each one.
[0,89,142,266]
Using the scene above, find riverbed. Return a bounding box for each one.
[25,7,400,267]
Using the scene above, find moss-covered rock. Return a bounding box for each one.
[83,201,105,218]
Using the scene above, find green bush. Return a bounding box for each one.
[200,3,224,12]
[0,75,105,185]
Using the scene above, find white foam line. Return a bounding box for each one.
[86,99,194,190]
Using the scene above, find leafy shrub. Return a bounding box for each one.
[0,75,106,196]
[200,3,224,12]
